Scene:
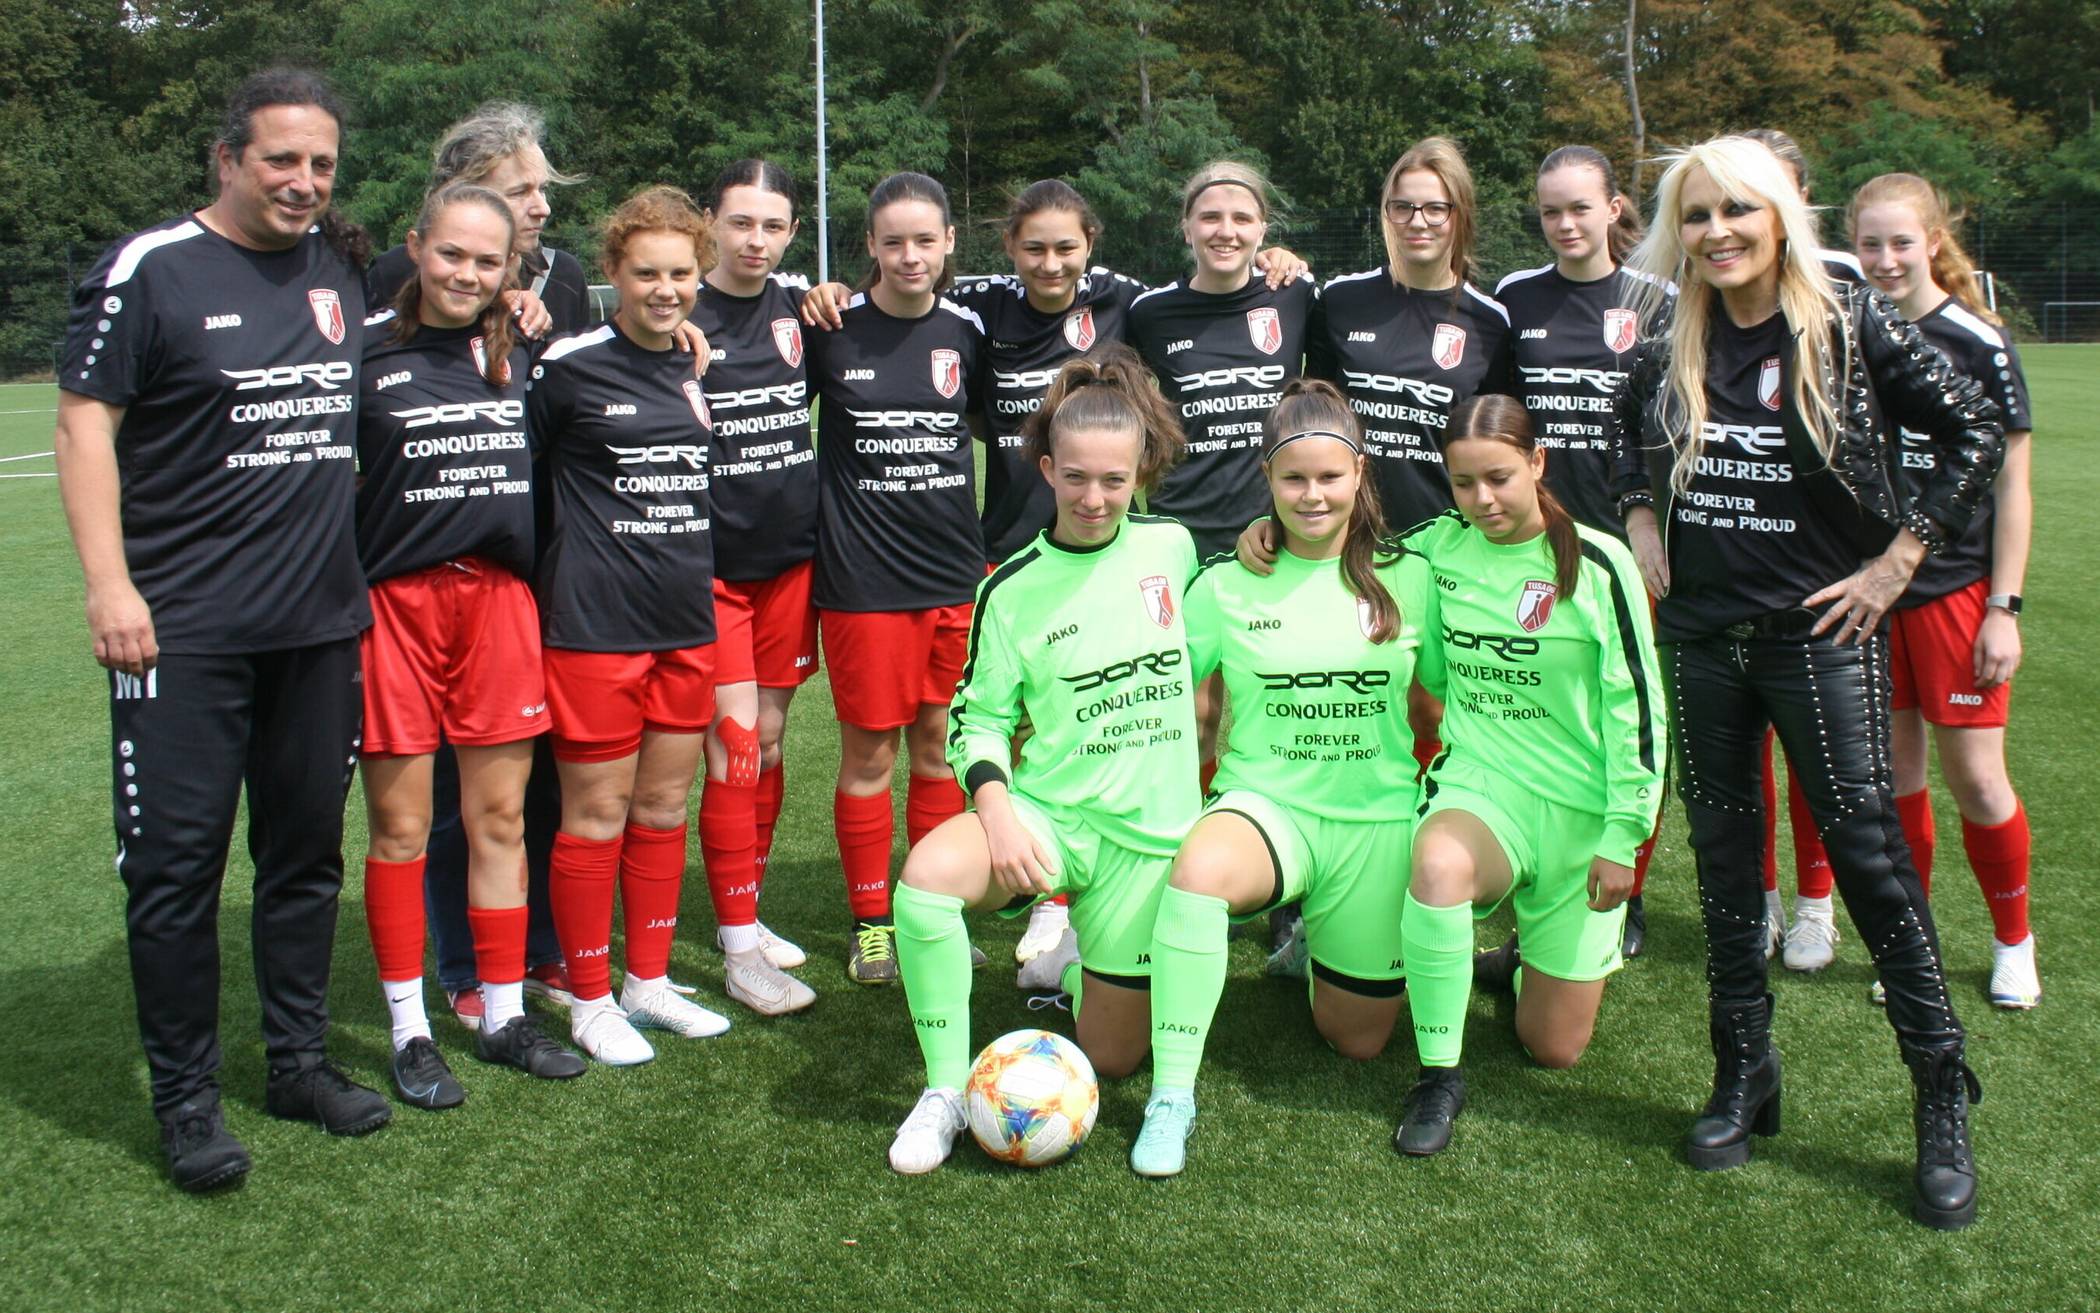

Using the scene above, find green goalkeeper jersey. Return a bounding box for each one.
[1187,543,1432,822]
[948,515,1202,855]
[1410,510,1667,865]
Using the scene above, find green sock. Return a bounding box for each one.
[1148,885,1230,1091]
[1060,959,1084,1018]
[894,882,972,1090]
[1401,891,1473,1067]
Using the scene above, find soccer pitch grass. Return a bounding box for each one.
[1,352,2095,1311]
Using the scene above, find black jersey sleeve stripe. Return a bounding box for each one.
[1578,538,1657,775]
[947,546,1044,760]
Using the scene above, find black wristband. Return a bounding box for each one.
[964,760,1009,798]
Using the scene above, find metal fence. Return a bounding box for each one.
[11,203,2099,378]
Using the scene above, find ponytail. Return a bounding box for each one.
[390,182,520,385]
[1447,394,1580,600]
[1538,145,1644,266]
[1261,380,1402,644]
[1021,342,1183,493]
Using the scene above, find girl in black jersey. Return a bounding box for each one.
[807,172,987,985]
[686,160,821,1016]
[532,186,734,1064]
[1843,173,2038,1009]
[356,184,588,1106]
[1610,137,2001,1228]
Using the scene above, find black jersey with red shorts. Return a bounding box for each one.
[949,267,1146,562]
[528,321,717,651]
[689,273,819,582]
[63,216,370,652]
[807,293,986,612]
[1495,264,1671,538]
[1129,274,1315,556]
[1308,269,1513,532]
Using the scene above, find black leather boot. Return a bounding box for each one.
[1686,993,1781,1170]
[1621,894,1647,959]
[1903,1042,1982,1229]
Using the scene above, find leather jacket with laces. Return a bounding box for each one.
[1608,281,2003,561]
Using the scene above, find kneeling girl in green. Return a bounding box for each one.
[1394,393,1666,1157]
[887,343,1199,1174]
[1135,380,1433,1177]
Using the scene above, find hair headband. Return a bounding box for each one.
[1265,428,1361,460]
[1184,176,1266,217]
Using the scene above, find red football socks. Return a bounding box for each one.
[905,773,965,847]
[468,904,528,987]
[835,789,894,922]
[1962,802,2031,945]
[1787,770,1833,899]
[551,831,621,1002]
[754,764,786,875]
[700,779,761,928]
[363,855,427,982]
[620,822,687,981]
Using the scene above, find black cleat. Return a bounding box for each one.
[266,1060,393,1135]
[390,1036,466,1110]
[476,1015,587,1080]
[160,1089,251,1193]
[1474,933,1521,993]
[1621,894,1647,959]
[1394,1065,1468,1157]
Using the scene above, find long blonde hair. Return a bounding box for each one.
[1381,136,1477,289]
[1625,136,1844,496]
[1846,172,1999,326]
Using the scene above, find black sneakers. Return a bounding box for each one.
[265,1060,393,1135]
[1621,893,1648,959]
[476,1015,587,1079]
[391,1037,467,1110]
[160,1089,251,1193]
[1473,934,1521,993]
[1394,1065,1468,1157]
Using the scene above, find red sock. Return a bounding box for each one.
[550,831,621,1002]
[620,822,687,981]
[1962,802,2031,945]
[1896,789,1936,899]
[754,764,786,877]
[467,904,529,986]
[1411,733,1442,779]
[1786,769,1833,899]
[1759,732,1779,892]
[835,789,894,922]
[363,855,427,981]
[1631,834,1657,895]
[1199,759,1219,794]
[905,772,964,847]
[700,778,761,928]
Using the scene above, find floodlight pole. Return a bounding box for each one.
[815,0,830,284]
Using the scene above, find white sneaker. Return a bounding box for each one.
[571,998,655,1066]
[1762,888,1786,960]
[1014,900,1070,964]
[1989,934,2041,1009]
[718,921,809,970]
[725,947,817,1016]
[1782,897,1839,972]
[619,977,732,1038]
[1016,927,1079,994]
[888,1087,965,1175]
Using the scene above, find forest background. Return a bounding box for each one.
[5,0,2100,372]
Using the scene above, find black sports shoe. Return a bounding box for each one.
[476,1015,587,1080]
[390,1037,466,1110]
[266,1060,393,1135]
[159,1089,251,1193]
[1473,933,1521,993]
[1394,1065,1468,1157]
[1621,894,1648,959]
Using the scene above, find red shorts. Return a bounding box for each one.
[1888,580,2009,728]
[819,604,972,731]
[713,561,819,688]
[360,560,548,757]
[543,643,718,762]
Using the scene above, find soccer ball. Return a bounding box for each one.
[963,1029,1099,1167]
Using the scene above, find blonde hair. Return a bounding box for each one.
[1181,160,1271,220]
[1847,172,1999,326]
[1624,136,1844,497]
[1381,136,1478,288]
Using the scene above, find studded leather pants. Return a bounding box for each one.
[1669,630,1965,1048]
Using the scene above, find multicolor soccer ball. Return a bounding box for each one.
[963,1029,1099,1167]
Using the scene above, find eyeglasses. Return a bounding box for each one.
[1383,199,1454,226]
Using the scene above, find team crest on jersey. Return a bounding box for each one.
[1140,574,1176,629]
[1758,356,1782,411]
[469,335,488,378]
[1247,307,1282,355]
[1064,306,1097,351]
[307,288,345,345]
[682,379,713,429]
[931,348,962,399]
[1432,323,1467,370]
[770,317,803,368]
[1517,579,1557,633]
[1603,308,1638,355]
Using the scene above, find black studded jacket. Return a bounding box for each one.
[1608,281,2004,561]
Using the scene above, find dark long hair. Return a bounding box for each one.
[215,68,371,267]
[390,183,519,385]
[1260,380,1402,644]
[859,171,954,294]
[1446,394,1580,600]
[1004,179,1103,249]
[1538,144,1643,264]
[709,159,798,215]
[1020,342,1183,493]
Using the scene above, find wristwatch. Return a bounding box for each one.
[1985,593,2023,615]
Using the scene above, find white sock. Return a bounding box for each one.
[625,973,668,996]
[1794,894,1832,919]
[720,922,761,954]
[483,979,525,1030]
[383,977,431,1050]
